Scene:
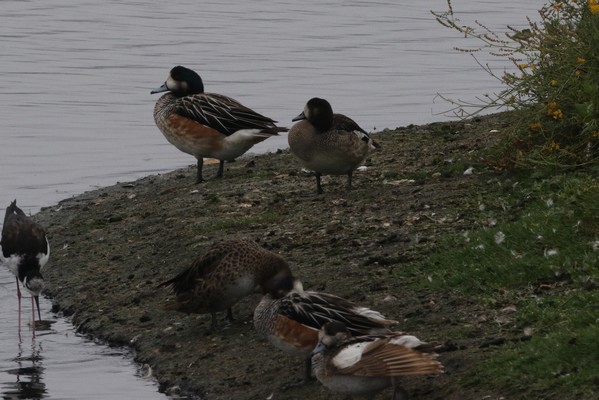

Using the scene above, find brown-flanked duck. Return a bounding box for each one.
[253,276,396,380]
[151,66,287,183]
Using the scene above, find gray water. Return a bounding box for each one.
[1,0,544,398]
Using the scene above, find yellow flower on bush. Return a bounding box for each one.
[577,57,586,63]
[590,0,599,14]
[550,79,558,87]
[547,101,564,120]
[543,140,561,152]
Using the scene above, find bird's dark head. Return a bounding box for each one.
[313,321,351,354]
[151,65,204,96]
[293,97,334,132]
[264,275,303,299]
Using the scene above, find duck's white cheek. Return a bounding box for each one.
[166,76,186,92]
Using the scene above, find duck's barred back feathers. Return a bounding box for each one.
[176,93,287,136]
[279,291,396,335]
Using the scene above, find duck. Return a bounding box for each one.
[288,97,380,194]
[151,66,287,183]
[157,238,292,330]
[1,200,50,327]
[312,321,444,400]
[253,275,397,381]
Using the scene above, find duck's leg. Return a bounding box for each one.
[196,158,205,184]
[226,307,234,322]
[210,312,218,331]
[391,377,409,400]
[315,173,324,194]
[346,171,354,190]
[303,358,313,381]
[215,160,225,178]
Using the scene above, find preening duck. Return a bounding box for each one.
[312,321,444,400]
[158,238,291,330]
[254,276,396,380]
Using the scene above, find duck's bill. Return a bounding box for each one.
[292,112,306,122]
[151,83,169,94]
[312,342,327,355]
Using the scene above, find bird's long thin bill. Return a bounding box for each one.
[34,296,41,322]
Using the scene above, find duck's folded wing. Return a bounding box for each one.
[278,291,396,334]
[157,250,227,293]
[175,93,281,136]
[336,339,444,376]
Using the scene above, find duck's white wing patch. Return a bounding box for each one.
[352,306,387,321]
[389,335,425,349]
[332,342,369,369]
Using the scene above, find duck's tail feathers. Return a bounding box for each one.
[354,306,398,325]
[354,131,380,150]
[156,276,178,289]
[261,126,288,135]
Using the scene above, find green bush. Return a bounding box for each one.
[433,0,599,171]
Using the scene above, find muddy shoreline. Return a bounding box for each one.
[35,113,511,399]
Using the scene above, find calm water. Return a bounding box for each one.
[1,0,544,398]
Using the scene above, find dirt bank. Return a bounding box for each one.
[35,113,512,400]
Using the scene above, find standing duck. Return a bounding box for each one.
[1,200,49,328]
[312,321,444,400]
[253,276,397,380]
[151,66,287,183]
[158,238,292,330]
[288,97,380,193]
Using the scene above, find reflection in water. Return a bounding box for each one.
[3,340,46,400]
[0,289,168,400]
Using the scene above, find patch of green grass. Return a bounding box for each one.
[467,312,599,398]
[418,174,598,296]
[401,173,598,398]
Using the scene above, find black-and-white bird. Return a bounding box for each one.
[1,200,49,327]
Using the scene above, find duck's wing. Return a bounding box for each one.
[157,246,228,294]
[278,291,396,334]
[175,93,285,136]
[332,113,380,149]
[332,114,367,134]
[334,336,444,377]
